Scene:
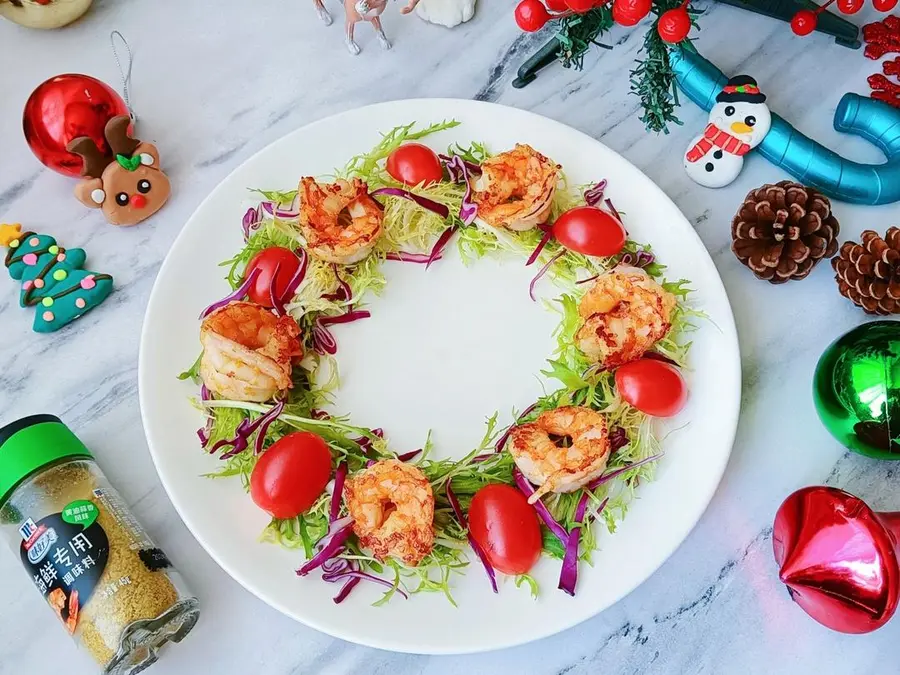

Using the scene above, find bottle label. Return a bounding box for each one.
[19,506,110,634]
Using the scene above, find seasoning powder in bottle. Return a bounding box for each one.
[0,415,199,674]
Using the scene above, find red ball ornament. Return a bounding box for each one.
[514,0,551,31]
[656,7,691,43]
[790,9,818,36]
[774,486,900,634]
[836,0,863,14]
[23,74,129,178]
[546,0,568,11]
[874,0,898,11]
[612,0,652,26]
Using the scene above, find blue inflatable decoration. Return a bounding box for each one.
[670,47,900,205]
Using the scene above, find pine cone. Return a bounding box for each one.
[731,181,840,284]
[832,227,900,315]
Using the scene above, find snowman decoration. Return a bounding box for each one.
[684,75,772,188]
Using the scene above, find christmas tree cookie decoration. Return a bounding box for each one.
[683,75,772,188]
[3,227,114,333]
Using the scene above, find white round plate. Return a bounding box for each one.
[139,99,740,654]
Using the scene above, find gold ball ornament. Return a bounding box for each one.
[0,0,92,29]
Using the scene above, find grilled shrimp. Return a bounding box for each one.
[344,459,434,566]
[298,177,383,264]
[576,266,676,369]
[509,406,610,503]
[473,144,560,232]
[200,301,302,402]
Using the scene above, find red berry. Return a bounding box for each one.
[790,9,817,35]
[546,0,568,10]
[566,0,595,12]
[874,0,898,11]
[515,0,551,31]
[612,0,652,25]
[836,0,863,13]
[657,7,691,43]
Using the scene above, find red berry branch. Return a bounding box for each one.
[512,0,697,132]
[863,16,900,108]
[791,0,897,37]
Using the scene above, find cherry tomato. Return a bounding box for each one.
[250,432,332,519]
[546,0,568,11]
[468,484,542,575]
[552,206,626,257]
[874,0,898,12]
[386,143,444,186]
[245,247,301,307]
[514,0,551,32]
[565,0,595,12]
[657,7,691,43]
[615,359,688,417]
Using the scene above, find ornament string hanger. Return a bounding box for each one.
[110,30,136,122]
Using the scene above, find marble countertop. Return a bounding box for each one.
[2,0,899,673]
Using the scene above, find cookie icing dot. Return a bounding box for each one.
[42,311,54,322]
[22,253,38,266]
[57,253,66,262]
[9,240,19,249]
[75,298,86,309]
[33,278,45,289]
[48,245,59,255]
[52,269,68,281]
[80,276,96,290]
[22,281,33,291]
[42,297,54,307]
[28,237,40,247]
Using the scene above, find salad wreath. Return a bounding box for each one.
[180,120,698,604]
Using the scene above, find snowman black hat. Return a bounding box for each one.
[716,75,767,104]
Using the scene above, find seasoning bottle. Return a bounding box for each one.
[0,415,200,674]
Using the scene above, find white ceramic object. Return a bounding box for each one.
[139,98,741,654]
[415,0,474,28]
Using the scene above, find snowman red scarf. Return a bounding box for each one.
[685,123,752,163]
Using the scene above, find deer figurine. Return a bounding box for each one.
[314,0,419,55]
[67,116,171,226]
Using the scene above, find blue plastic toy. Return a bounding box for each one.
[670,47,900,205]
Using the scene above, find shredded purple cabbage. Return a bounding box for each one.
[446,482,498,593]
[242,205,264,241]
[312,310,371,355]
[319,554,409,602]
[296,516,354,576]
[396,448,422,462]
[330,462,348,523]
[512,467,567,545]
[529,249,565,301]
[609,427,629,453]
[576,274,599,286]
[197,385,213,448]
[605,198,623,227]
[586,453,664,490]
[371,187,450,219]
[385,251,443,264]
[209,399,286,459]
[309,408,331,420]
[558,495,608,596]
[526,224,554,267]
[427,227,457,268]
[442,155,477,225]
[322,264,352,302]
[583,180,608,207]
[199,267,262,319]
[273,248,309,316]
[643,351,678,366]
[618,250,655,269]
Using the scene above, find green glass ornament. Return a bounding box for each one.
[814,321,900,459]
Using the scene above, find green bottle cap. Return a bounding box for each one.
[0,415,93,507]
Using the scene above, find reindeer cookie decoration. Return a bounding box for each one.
[67,115,171,226]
